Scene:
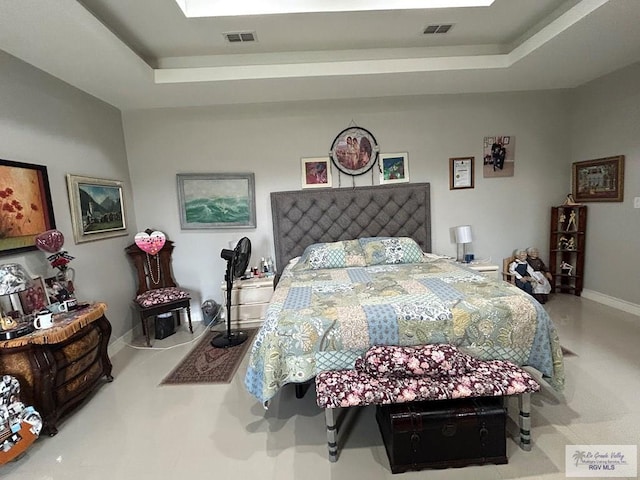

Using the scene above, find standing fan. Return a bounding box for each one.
[211,237,251,348]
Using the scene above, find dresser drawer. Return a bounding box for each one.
[52,325,101,368]
[55,344,100,386]
[55,359,104,405]
[231,287,273,305]
[229,303,268,321]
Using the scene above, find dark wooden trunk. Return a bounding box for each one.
[376,397,507,474]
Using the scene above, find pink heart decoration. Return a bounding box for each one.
[134,231,166,255]
[35,229,65,253]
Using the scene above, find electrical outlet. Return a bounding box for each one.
[635,197,640,209]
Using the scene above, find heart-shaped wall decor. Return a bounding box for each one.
[35,229,65,253]
[134,231,166,255]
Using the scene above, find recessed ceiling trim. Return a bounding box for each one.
[155,54,508,84]
[157,0,609,85]
[175,0,494,17]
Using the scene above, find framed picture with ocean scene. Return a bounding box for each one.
[177,173,256,229]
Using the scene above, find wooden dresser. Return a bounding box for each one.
[0,303,113,435]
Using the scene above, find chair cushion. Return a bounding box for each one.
[135,287,190,308]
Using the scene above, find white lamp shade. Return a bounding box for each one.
[454,225,473,244]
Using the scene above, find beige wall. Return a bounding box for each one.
[123,91,571,309]
[0,51,137,340]
[569,62,640,305]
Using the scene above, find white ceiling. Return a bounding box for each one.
[1,0,640,111]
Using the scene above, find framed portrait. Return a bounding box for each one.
[572,155,624,202]
[66,174,128,244]
[482,134,515,178]
[329,126,379,176]
[177,173,256,229]
[379,153,409,184]
[0,159,56,256]
[301,157,332,189]
[18,276,49,315]
[449,157,475,190]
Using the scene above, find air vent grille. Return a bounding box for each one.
[223,31,257,43]
[423,24,453,34]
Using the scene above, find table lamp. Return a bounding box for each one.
[454,225,473,263]
[0,263,35,340]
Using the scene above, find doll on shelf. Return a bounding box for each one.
[567,237,575,250]
[567,211,577,230]
[560,261,574,276]
[558,236,569,249]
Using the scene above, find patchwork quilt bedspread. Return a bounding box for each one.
[244,259,564,405]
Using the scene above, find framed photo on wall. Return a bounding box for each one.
[449,157,475,190]
[379,153,409,184]
[301,157,332,189]
[329,126,379,176]
[177,173,256,229]
[66,174,128,244]
[572,155,624,202]
[0,159,56,256]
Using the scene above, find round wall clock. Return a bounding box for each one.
[329,126,379,176]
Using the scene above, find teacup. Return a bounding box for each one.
[34,311,54,330]
[46,302,67,314]
[63,298,77,311]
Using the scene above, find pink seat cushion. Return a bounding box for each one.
[135,287,190,308]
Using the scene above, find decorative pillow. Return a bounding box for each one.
[357,344,479,378]
[359,237,424,265]
[294,240,366,270]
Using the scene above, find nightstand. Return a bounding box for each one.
[467,264,500,280]
[221,277,274,328]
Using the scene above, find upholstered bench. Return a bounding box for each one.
[315,344,540,462]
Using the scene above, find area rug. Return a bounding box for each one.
[160,328,257,385]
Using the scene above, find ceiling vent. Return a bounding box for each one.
[223,31,257,43]
[423,24,453,34]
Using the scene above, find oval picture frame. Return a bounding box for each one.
[329,126,379,176]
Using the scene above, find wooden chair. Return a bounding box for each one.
[502,256,516,284]
[125,232,192,346]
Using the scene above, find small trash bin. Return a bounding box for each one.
[155,312,176,340]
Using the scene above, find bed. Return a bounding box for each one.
[244,183,564,405]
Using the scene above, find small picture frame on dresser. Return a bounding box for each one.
[18,276,49,315]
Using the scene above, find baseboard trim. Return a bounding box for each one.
[582,289,640,318]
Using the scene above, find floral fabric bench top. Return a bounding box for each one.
[316,344,540,409]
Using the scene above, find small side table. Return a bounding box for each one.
[0,303,113,435]
[467,264,500,280]
[221,277,274,328]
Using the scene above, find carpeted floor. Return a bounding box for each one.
[160,328,257,385]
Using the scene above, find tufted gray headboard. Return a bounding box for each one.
[271,183,431,272]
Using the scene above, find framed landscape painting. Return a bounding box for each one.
[0,159,56,256]
[66,174,128,244]
[177,173,256,229]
